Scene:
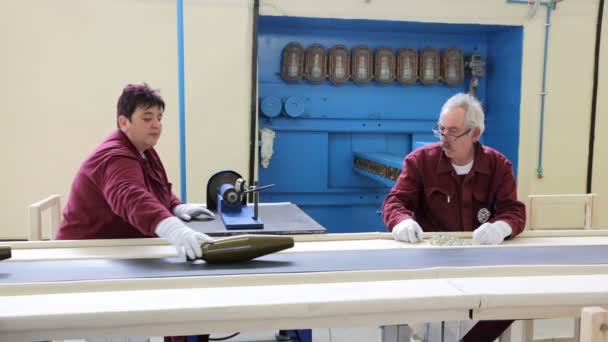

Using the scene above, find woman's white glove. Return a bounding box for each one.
[392,218,424,243]
[472,220,512,245]
[155,217,215,259]
[172,203,215,221]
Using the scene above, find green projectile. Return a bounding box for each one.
[0,246,11,261]
[198,235,294,263]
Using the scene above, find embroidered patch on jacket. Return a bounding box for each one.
[477,208,491,223]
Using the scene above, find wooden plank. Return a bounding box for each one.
[580,307,608,342]
[0,278,474,340]
[528,194,597,230]
[455,275,608,321]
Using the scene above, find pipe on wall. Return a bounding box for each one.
[536,3,553,179]
[509,0,601,187]
[177,0,187,201]
[587,0,604,193]
[507,0,561,179]
[248,0,260,200]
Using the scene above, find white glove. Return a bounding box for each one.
[408,322,428,340]
[172,203,215,221]
[472,220,512,245]
[392,218,424,243]
[155,216,215,259]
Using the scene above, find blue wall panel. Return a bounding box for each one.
[258,16,523,233]
[329,134,378,189]
[485,27,524,173]
[260,131,328,193]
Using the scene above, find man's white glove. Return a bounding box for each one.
[172,203,215,221]
[472,220,512,245]
[155,216,215,259]
[408,322,428,341]
[392,218,424,243]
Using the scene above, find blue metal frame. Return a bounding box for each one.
[484,26,524,174]
[258,16,523,233]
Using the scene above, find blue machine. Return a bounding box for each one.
[257,16,523,233]
[206,170,274,230]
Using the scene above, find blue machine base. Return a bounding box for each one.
[221,206,264,230]
[279,329,312,342]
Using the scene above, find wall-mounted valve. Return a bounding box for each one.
[467,53,486,98]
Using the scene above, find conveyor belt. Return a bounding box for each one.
[3,245,608,284]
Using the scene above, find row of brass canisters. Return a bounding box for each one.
[281,42,466,86]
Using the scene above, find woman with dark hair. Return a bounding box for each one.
[57,83,213,342]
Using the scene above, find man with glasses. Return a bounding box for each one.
[382,92,525,341]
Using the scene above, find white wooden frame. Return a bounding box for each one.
[527,194,598,230]
[520,194,599,342]
[28,194,61,241]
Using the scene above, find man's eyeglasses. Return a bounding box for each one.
[432,125,471,142]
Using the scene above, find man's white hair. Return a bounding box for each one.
[440,93,485,136]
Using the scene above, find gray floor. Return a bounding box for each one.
[66,318,577,342]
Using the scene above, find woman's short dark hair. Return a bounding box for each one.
[116,83,165,120]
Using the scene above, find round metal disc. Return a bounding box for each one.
[206,170,243,211]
